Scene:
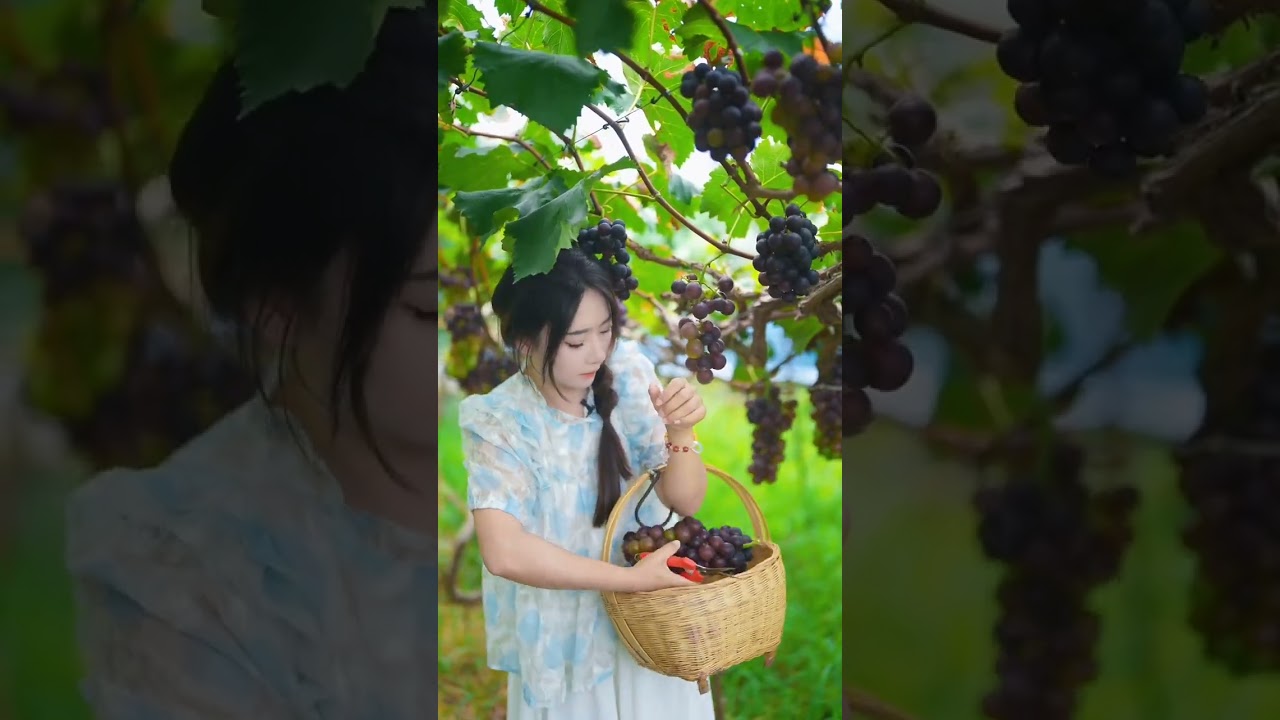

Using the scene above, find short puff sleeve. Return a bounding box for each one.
[459,396,535,525]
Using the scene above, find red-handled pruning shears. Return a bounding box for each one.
[638,552,704,583]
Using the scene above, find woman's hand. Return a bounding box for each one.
[626,540,696,591]
[648,378,706,430]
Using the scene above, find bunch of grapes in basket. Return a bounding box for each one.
[621,516,755,576]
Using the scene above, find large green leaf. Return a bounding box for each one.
[565,0,636,57]
[714,0,814,31]
[1065,221,1222,340]
[675,5,809,63]
[438,143,541,192]
[453,175,569,239]
[438,31,469,90]
[472,42,609,132]
[234,0,416,115]
[505,158,637,278]
[643,95,695,166]
[777,314,824,353]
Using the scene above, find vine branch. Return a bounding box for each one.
[442,122,554,171]
[584,103,754,259]
[522,0,774,218]
[873,0,1005,44]
[695,0,750,81]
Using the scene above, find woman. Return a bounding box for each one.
[65,8,437,717]
[462,247,717,719]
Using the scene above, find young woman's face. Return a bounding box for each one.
[536,288,615,396]
[291,237,438,452]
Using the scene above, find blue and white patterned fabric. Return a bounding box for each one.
[460,339,673,709]
[65,399,436,719]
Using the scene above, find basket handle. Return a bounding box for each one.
[601,464,771,564]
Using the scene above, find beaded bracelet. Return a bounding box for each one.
[665,433,703,455]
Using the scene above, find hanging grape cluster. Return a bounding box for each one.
[746,385,797,484]
[672,275,734,385]
[575,218,638,300]
[846,94,944,220]
[752,203,822,302]
[19,181,254,470]
[1177,318,1280,675]
[997,0,1211,176]
[842,233,913,437]
[21,181,152,299]
[809,339,841,459]
[750,49,841,200]
[443,303,517,395]
[680,64,765,163]
[975,445,1139,720]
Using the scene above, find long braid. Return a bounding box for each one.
[591,362,630,526]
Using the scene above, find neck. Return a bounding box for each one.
[273,380,433,535]
[526,369,590,416]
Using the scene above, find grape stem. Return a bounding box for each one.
[801,0,835,59]
[552,128,604,216]
[849,20,908,66]
[441,122,554,171]
[521,0,773,219]
[694,0,751,83]
[873,0,1004,45]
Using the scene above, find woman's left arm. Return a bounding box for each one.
[648,377,709,517]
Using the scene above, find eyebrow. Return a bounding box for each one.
[566,318,613,336]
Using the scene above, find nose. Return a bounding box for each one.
[588,334,609,363]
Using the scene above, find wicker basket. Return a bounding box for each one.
[599,465,787,693]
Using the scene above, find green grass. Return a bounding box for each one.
[437,382,844,719]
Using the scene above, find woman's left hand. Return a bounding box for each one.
[648,378,706,429]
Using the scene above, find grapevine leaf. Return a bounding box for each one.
[714,0,813,31]
[453,175,569,239]
[643,97,694,166]
[1065,221,1221,340]
[669,172,700,205]
[592,76,634,116]
[675,6,808,61]
[438,31,469,90]
[776,314,824,354]
[235,0,388,116]
[505,159,636,279]
[472,42,609,133]
[443,0,493,41]
[494,0,526,18]
[699,167,750,221]
[565,0,636,57]
[438,143,541,192]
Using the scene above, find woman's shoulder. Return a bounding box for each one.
[457,370,534,430]
[65,399,317,586]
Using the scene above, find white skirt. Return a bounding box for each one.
[505,642,716,720]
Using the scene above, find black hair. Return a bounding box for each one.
[491,248,629,526]
[166,7,432,486]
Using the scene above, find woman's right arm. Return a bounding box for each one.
[473,508,691,592]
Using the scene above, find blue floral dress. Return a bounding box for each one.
[64,399,435,718]
[460,339,715,719]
